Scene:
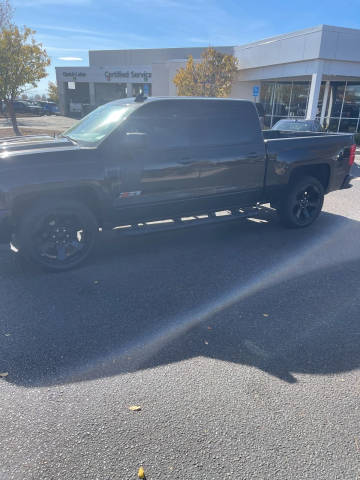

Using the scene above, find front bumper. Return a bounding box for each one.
[0,209,12,243]
[341,175,353,189]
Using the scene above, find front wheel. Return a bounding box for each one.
[277,176,325,228]
[16,199,99,271]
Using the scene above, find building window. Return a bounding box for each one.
[260,80,360,132]
[260,81,310,128]
[65,82,90,116]
[94,82,127,106]
[321,82,360,133]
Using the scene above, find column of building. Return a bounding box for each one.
[306,61,323,120]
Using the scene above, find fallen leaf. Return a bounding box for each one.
[0,372,8,378]
[355,437,360,452]
[138,466,145,478]
[204,340,209,345]
[129,405,141,411]
[263,313,269,317]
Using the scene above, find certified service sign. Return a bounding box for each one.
[104,69,152,82]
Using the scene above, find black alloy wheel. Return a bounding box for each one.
[17,200,99,271]
[277,176,325,228]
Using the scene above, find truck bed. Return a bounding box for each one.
[263,130,354,196]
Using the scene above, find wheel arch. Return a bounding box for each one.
[11,186,104,226]
[289,163,331,192]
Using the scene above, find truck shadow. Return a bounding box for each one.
[1,203,360,387]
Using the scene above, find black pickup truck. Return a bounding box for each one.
[0,97,355,271]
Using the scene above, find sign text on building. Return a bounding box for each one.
[104,70,152,82]
[63,71,87,78]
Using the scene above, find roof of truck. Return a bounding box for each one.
[109,96,252,106]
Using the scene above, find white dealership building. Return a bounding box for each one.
[56,24,360,132]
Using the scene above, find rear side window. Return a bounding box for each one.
[190,101,261,146]
[188,113,258,146]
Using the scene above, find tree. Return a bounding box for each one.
[47,81,58,103]
[0,0,12,117]
[173,47,239,97]
[0,25,50,135]
[0,0,13,30]
[20,93,28,100]
[41,93,46,101]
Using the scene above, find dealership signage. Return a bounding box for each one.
[58,66,152,83]
[63,71,87,79]
[104,69,152,82]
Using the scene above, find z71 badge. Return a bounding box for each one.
[118,191,142,199]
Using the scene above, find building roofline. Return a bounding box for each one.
[233,25,326,52]
[321,24,360,34]
[89,45,234,55]
[85,24,360,59]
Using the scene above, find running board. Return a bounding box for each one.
[112,206,261,236]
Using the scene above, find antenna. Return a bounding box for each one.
[134,94,147,103]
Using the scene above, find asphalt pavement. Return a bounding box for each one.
[0,115,76,131]
[1,164,360,479]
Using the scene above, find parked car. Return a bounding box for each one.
[272,118,324,132]
[39,101,60,115]
[7,100,44,116]
[0,97,355,271]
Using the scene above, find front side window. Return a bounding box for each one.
[62,102,139,147]
[126,101,192,148]
[126,115,189,148]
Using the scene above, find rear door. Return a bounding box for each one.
[188,100,266,209]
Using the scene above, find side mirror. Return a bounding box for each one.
[124,132,148,148]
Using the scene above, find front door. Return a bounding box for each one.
[104,103,202,222]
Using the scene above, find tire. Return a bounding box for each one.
[277,175,324,228]
[16,199,99,272]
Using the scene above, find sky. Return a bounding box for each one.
[11,0,360,95]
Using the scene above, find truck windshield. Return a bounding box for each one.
[61,102,138,146]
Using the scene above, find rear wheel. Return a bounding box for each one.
[277,175,324,228]
[17,199,99,271]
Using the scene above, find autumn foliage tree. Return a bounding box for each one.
[0,25,50,135]
[48,81,58,103]
[173,47,238,97]
[0,0,12,29]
